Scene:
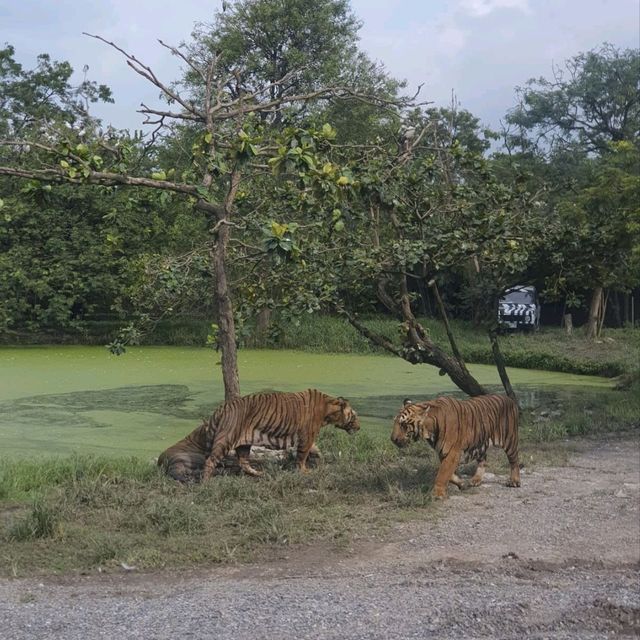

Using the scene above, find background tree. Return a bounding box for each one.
[0,2,405,401]
[254,108,545,398]
[502,44,640,338]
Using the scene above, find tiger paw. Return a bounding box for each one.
[506,479,521,487]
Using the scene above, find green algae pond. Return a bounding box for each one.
[0,346,614,459]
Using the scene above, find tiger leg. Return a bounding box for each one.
[450,473,469,491]
[236,445,263,477]
[308,443,322,459]
[469,458,487,487]
[433,450,462,499]
[203,434,233,481]
[505,449,521,487]
[296,436,316,473]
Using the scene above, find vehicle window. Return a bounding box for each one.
[503,290,535,303]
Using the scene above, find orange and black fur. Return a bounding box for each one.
[391,394,520,498]
[157,420,210,483]
[202,389,360,480]
[157,415,323,483]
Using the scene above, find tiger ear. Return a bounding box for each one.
[403,398,413,406]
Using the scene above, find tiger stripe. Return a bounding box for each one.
[202,388,360,480]
[391,394,520,499]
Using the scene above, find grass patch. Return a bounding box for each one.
[1,380,637,577]
[0,431,439,576]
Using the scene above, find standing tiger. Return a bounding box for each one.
[391,394,520,499]
[202,388,360,480]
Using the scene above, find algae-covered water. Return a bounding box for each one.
[0,346,612,458]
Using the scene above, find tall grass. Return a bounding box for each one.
[0,455,156,501]
[0,431,437,576]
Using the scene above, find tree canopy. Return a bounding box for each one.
[0,9,637,397]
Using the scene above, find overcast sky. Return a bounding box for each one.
[1,0,638,132]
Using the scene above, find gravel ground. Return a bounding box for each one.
[1,435,639,640]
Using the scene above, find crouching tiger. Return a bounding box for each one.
[158,419,210,483]
[157,417,322,483]
[198,388,359,480]
[391,394,520,499]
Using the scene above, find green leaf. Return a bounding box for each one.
[196,186,211,201]
[321,123,336,139]
[204,132,213,144]
[151,171,167,181]
[270,221,288,238]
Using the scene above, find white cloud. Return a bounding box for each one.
[3,0,638,132]
[460,0,531,17]
[437,25,469,57]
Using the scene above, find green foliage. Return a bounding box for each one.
[548,141,640,295]
[0,44,113,140]
[193,0,361,100]
[251,108,548,335]
[499,44,640,315]
[505,44,639,155]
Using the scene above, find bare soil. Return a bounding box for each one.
[1,434,638,640]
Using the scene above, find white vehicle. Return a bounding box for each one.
[498,285,540,331]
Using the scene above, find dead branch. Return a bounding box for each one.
[83,33,204,119]
[157,39,206,83]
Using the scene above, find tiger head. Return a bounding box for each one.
[391,399,437,448]
[325,397,360,435]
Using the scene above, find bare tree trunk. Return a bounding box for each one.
[560,299,567,327]
[596,289,609,339]
[585,286,604,340]
[210,168,242,401]
[563,313,573,336]
[344,309,487,396]
[211,225,240,401]
[428,279,466,369]
[489,328,517,403]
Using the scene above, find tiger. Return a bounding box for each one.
[157,420,210,483]
[391,394,520,499]
[202,388,360,480]
[157,415,324,483]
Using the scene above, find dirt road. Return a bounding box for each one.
[1,436,638,639]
